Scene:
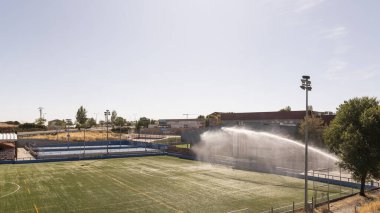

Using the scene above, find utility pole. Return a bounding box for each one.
[38,107,43,119]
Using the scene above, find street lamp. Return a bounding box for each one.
[300,75,312,211]
[104,110,110,154]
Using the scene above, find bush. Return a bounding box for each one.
[111,127,130,133]
[18,123,46,131]
[166,146,194,156]
[5,121,20,125]
[360,201,380,213]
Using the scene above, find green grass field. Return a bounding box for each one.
[175,144,190,148]
[0,156,351,213]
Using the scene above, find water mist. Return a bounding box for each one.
[192,127,338,174]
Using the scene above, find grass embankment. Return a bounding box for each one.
[314,188,380,213]
[175,144,191,148]
[360,201,380,213]
[25,131,180,143]
[25,131,121,141]
[152,136,181,145]
[0,156,348,212]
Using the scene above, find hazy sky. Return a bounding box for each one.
[1,0,379,122]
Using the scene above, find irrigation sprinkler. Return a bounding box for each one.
[300,75,312,211]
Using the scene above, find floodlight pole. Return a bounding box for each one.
[305,85,309,211]
[300,75,312,212]
[104,110,110,155]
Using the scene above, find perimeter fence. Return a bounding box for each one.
[260,167,380,213]
[0,139,169,164]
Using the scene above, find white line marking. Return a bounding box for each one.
[227,208,249,213]
[0,182,21,199]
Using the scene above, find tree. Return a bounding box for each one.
[86,118,97,128]
[299,114,325,147]
[198,115,205,120]
[323,97,380,196]
[5,121,20,125]
[114,117,126,127]
[65,119,74,126]
[35,118,46,126]
[279,106,292,112]
[19,122,46,131]
[76,106,87,128]
[54,119,66,128]
[135,117,151,130]
[111,110,117,127]
[206,113,222,127]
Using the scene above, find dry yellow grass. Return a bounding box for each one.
[0,123,17,128]
[25,131,121,142]
[360,201,380,213]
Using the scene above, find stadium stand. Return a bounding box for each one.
[0,133,17,160]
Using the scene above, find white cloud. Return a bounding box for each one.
[333,43,351,55]
[352,67,378,80]
[324,26,348,40]
[263,0,325,14]
[293,0,325,13]
[326,59,347,80]
[326,59,378,81]
[323,26,354,80]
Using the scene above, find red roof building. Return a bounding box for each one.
[215,111,335,126]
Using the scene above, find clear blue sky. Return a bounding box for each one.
[0,0,379,122]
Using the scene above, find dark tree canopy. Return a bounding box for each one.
[5,121,20,125]
[279,106,291,112]
[111,110,117,125]
[323,97,380,196]
[35,118,46,126]
[86,118,97,128]
[76,106,88,126]
[299,115,325,147]
[114,117,126,127]
[135,117,151,130]
[54,119,66,128]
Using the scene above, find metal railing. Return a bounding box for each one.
[259,173,380,213]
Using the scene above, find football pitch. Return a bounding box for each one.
[0,156,343,212]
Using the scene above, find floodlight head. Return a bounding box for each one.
[302,75,310,80]
[300,85,306,90]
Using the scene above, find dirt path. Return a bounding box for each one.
[315,189,380,213]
